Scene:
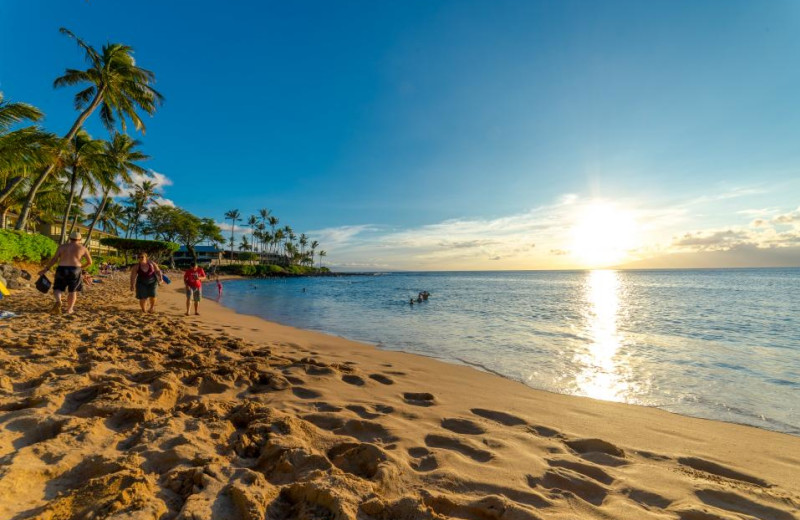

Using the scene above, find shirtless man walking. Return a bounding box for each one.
[38,231,93,314]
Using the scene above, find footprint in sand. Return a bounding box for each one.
[407,447,439,472]
[342,374,366,386]
[424,434,493,463]
[336,419,397,443]
[302,413,346,431]
[327,442,387,479]
[677,457,769,487]
[694,489,792,520]
[346,404,395,420]
[527,466,608,506]
[368,374,394,385]
[311,402,343,413]
[547,458,615,485]
[470,408,526,426]
[403,392,435,407]
[621,487,673,509]
[564,438,627,467]
[291,387,323,399]
[441,418,486,435]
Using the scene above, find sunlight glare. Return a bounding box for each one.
[571,202,637,267]
[574,270,630,401]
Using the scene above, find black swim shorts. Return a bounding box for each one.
[53,266,83,293]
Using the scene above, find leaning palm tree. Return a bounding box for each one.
[15,28,163,230]
[84,133,147,246]
[318,250,327,269]
[58,129,105,243]
[224,209,241,265]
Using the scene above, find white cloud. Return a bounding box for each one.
[153,197,175,207]
[116,169,173,199]
[309,188,800,270]
[305,225,375,247]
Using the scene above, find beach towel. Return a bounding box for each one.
[0,279,9,296]
[0,310,16,319]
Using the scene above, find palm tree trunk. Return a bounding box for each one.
[84,188,110,248]
[66,183,87,237]
[59,168,80,244]
[229,223,235,265]
[0,175,25,206]
[14,87,106,230]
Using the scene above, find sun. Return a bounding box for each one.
[571,202,637,267]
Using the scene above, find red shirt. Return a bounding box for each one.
[183,267,206,289]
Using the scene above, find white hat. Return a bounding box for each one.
[69,230,82,241]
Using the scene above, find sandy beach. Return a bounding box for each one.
[1,274,798,520]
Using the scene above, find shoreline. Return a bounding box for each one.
[203,274,799,437]
[1,276,798,518]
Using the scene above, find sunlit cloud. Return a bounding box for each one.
[312,188,800,270]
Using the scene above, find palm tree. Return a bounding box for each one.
[58,129,104,243]
[97,199,126,235]
[318,250,327,269]
[240,235,250,253]
[299,233,308,263]
[310,240,319,268]
[126,179,158,237]
[247,214,258,256]
[273,228,284,258]
[84,133,147,246]
[0,93,55,214]
[268,216,279,252]
[224,209,241,264]
[15,28,163,230]
[255,222,267,254]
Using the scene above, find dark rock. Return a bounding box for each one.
[19,270,32,281]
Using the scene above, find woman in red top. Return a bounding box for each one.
[183,261,207,315]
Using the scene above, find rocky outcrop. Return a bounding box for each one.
[0,264,32,290]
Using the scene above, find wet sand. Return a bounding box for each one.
[1,273,798,519]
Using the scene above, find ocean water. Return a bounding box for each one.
[213,269,800,435]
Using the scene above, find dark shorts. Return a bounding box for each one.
[136,279,157,300]
[54,266,82,293]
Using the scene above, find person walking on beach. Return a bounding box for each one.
[37,231,92,315]
[183,261,207,315]
[216,275,222,298]
[130,252,163,313]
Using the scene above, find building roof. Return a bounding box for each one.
[177,245,221,253]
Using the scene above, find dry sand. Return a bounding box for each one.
[0,273,798,520]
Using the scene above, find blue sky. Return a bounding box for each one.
[2,1,799,269]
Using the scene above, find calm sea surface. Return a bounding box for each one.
[213,269,800,434]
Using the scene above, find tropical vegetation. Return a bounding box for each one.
[1,28,330,273]
[0,229,57,263]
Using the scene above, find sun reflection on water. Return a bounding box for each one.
[574,270,632,402]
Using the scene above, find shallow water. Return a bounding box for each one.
[214,268,800,434]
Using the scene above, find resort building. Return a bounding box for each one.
[173,245,223,267]
[2,213,118,256]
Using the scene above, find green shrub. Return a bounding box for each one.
[238,252,258,262]
[99,237,179,263]
[0,230,58,263]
